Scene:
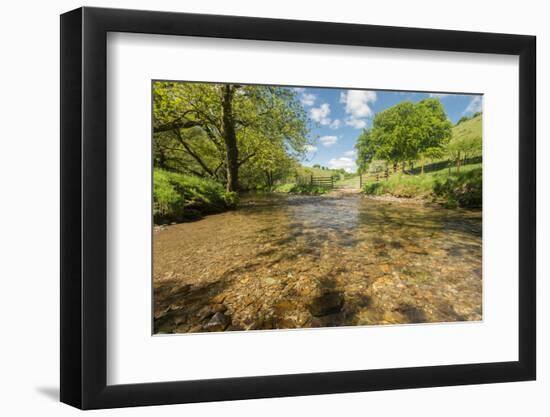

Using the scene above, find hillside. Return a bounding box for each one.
[296,165,342,178]
[449,113,482,156]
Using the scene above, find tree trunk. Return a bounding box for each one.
[264,170,273,188]
[401,161,406,173]
[420,155,425,175]
[222,85,239,192]
[157,147,167,169]
[456,151,461,173]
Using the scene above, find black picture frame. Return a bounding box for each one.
[60,6,536,410]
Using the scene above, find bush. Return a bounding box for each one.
[433,168,482,208]
[363,174,433,198]
[363,182,384,195]
[361,165,482,208]
[222,191,239,207]
[273,183,296,193]
[153,169,237,224]
[274,183,329,195]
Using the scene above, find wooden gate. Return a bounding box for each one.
[310,175,335,188]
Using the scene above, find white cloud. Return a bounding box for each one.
[293,87,305,93]
[329,119,341,129]
[339,90,377,129]
[328,156,357,173]
[305,144,318,152]
[345,117,367,129]
[340,90,376,117]
[309,103,332,125]
[319,135,338,147]
[463,96,482,115]
[344,150,356,157]
[300,93,316,106]
[429,93,449,98]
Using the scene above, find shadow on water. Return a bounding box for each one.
[155,276,233,333]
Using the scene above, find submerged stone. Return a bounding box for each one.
[206,312,231,331]
[308,292,344,317]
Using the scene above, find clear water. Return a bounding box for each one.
[154,193,482,333]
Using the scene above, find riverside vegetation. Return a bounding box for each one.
[358,112,482,208]
[152,82,483,333]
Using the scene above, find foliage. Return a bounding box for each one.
[363,182,384,195]
[365,160,386,174]
[445,113,482,166]
[362,163,482,206]
[273,183,329,195]
[153,169,238,223]
[153,82,309,191]
[222,191,239,207]
[433,168,482,208]
[363,174,434,198]
[356,98,452,172]
[295,165,342,179]
[456,115,470,125]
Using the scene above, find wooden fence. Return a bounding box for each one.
[311,175,335,188]
[294,174,337,188]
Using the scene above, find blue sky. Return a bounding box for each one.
[292,87,483,172]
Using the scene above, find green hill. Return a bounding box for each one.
[448,113,482,157]
[296,165,341,177]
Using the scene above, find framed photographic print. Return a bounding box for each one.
[60,7,536,409]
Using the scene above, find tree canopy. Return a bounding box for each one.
[355,98,452,173]
[153,82,309,191]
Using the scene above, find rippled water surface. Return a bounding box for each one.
[154,194,482,333]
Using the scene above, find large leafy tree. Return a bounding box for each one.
[415,99,453,173]
[153,82,308,191]
[355,98,452,173]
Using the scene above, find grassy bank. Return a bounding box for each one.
[153,169,238,224]
[362,164,482,208]
[273,183,330,195]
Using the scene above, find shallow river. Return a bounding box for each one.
[154,193,482,333]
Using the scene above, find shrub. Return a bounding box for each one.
[153,169,235,224]
[363,182,384,195]
[433,168,482,208]
[273,183,296,193]
[274,183,329,195]
[222,191,239,208]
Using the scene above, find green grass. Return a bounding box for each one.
[334,175,361,188]
[273,183,329,195]
[362,163,482,207]
[433,168,482,208]
[425,114,482,166]
[295,165,342,178]
[153,169,238,224]
[361,115,482,208]
[451,113,482,149]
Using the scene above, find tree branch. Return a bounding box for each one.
[238,151,257,167]
[154,118,201,134]
[173,129,215,177]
